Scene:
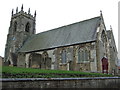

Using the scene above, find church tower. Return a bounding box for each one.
[4,5,36,66]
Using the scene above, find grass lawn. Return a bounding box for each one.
[2,66,113,78]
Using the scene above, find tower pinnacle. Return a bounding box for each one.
[21,4,23,11]
[110,25,112,30]
[11,9,14,16]
[34,10,36,18]
[28,8,30,14]
[100,10,103,17]
[16,7,18,13]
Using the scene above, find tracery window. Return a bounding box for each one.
[78,49,84,63]
[84,49,88,61]
[67,48,73,61]
[101,30,107,54]
[78,48,89,63]
[61,50,67,63]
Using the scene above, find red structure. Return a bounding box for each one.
[101,57,108,74]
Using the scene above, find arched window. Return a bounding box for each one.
[101,30,107,43]
[84,49,88,61]
[25,22,30,32]
[61,50,67,63]
[101,30,107,48]
[78,49,84,63]
[67,47,73,61]
[14,21,17,32]
[78,48,89,63]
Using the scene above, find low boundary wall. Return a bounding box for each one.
[1,77,120,88]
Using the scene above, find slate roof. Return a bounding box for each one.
[20,16,101,53]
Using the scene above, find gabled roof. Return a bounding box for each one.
[20,16,101,53]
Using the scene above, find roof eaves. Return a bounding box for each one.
[20,39,96,53]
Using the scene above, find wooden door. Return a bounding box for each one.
[101,57,108,74]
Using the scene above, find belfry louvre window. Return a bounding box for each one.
[25,22,30,32]
[61,50,67,63]
[14,21,17,32]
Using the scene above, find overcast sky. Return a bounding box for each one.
[0,0,119,58]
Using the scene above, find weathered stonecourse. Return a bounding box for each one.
[4,5,118,74]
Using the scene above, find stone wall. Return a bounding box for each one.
[17,53,26,67]
[2,77,120,88]
[108,30,118,74]
[20,42,98,73]
[0,56,3,66]
[96,23,109,73]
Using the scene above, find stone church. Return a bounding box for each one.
[4,5,118,74]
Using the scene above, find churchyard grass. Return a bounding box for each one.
[2,66,113,78]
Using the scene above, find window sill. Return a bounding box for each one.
[59,63,67,65]
[77,61,89,64]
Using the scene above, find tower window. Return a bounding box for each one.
[25,22,30,32]
[14,21,17,32]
